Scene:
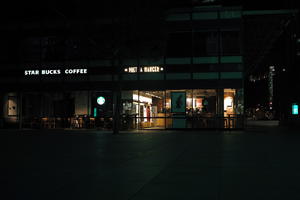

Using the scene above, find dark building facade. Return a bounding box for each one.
[1,5,246,130]
[243,8,299,123]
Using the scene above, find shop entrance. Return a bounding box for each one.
[223,88,244,128]
[121,89,221,130]
[121,90,166,130]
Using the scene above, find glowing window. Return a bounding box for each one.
[224,96,233,110]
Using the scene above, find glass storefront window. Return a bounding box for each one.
[120,89,220,130]
[166,90,191,129]
[224,88,236,117]
[192,89,217,128]
[121,90,138,129]
[18,88,243,130]
[192,89,216,116]
[121,90,166,130]
[223,88,244,129]
[88,88,241,130]
[138,91,165,129]
[236,89,244,115]
[21,90,115,129]
[121,90,138,115]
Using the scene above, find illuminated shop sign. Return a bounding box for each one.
[292,103,298,115]
[124,66,163,73]
[24,68,88,76]
[97,96,106,105]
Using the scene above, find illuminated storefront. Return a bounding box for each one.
[121,89,243,130]
[0,6,245,130]
[1,88,243,130]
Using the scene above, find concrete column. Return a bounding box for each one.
[18,92,23,129]
[217,88,224,128]
[0,92,4,128]
[113,89,121,134]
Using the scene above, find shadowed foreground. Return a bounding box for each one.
[3,126,300,200]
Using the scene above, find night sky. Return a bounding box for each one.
[1,0,299,21]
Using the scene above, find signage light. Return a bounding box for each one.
[97,96,106,105]
[124,66,163,73]
[292,103,298,115]
[93,107,97,117]
[24,68,88,76]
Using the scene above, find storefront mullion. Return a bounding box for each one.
[192,89,194,128]
[138,90,140,130]
[164,90,167,130]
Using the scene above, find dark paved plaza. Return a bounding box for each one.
[3,124,300,200]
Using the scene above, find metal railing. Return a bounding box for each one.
[120,114,245,130]
[20,114,244,130]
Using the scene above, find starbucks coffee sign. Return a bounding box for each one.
[24,68,88,76]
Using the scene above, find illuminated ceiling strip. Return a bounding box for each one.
[243,9,298,16]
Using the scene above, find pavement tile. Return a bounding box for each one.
[3,127,300,200]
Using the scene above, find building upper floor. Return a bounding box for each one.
[0,4,297,85]
[0,5,243,64]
